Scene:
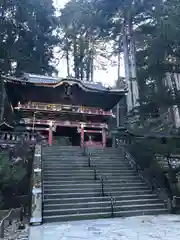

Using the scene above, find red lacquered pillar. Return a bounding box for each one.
[102,129,107,148]
[80,124,84,147]
[48,123,53,146]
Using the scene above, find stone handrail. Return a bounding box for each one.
[0,132,37,143]
[29,144,42,225]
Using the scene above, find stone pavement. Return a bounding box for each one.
[29,214,180,240]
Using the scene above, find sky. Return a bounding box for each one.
[54,0,125,86]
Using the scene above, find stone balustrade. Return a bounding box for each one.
[0,132,37,143]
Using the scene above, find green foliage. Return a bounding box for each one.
[0,0,59,75]
[0,154,26,189]
[0,147,34,209]
[59,0,113,80]
[58,0,180,120]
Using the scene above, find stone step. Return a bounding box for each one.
[44,196,109,204]
[97,175,139,180]
[43,181,147,189]
[43,162,127,167]
[90,155,124,158]
[43,179,145,185]
[43,169,135,174]
[44,150,83,152]
[94,162,127,165]
[44,189,152,199]
[43,175,95,181]
[43,166,131,171]
[83,155,125,158]
[44,198,162,211]
[43,207,167,223]
[43,160,87,163]
[43,211,111,223]
[43,167,130,173]
[43,148,82,151]
[44,170,94,177]
[44,201,110,210]
[43,172,137,178]
[43,156,87,160]
[43,160,124,164]
[99,169,135,173]
[89,152,123,155]
[89,156,124,159]
[43,162,129,167]
[115,198,163,206]
[43,203,165,217]
[43,194,160,204]
[43,206,113,216]
[43,171,137,178]
[100,172,138,177]
[44,146,81,148]
[44,162,84,166]
[43,152,84,155]
[116,203,165,211]
[43,170,93,175]
[43,160,125,165]
[43,154,84,157]
[44,188,101,194]
[115,194,160,201]
[44,185,149,194]
[43,162,88,167]
[109,189,152,195]
[115,208,168,218]
[44,192,103,199]
[43,150,82,153]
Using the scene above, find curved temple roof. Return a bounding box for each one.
[22,73,127,92]
[3,73,127,110]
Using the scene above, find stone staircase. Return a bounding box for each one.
[42,146,168,223]
[42,146,113,222]
[88,147,168,217]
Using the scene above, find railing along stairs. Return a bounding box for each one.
[83,146,116,217]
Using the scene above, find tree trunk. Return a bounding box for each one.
[90,56,94,82]
[79,37,84,81]
[85,40,90,81]
[86,57,90,81]
[65,37,70,77]
[117,35,121,79]
[90,41,94,82]
[128,14,139,110]
[66,50,70,77]
[122,18,133,113]
[0,78,5,122]
[73,38,79,79]
[168,73,180,127]
[116,35,121,127]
